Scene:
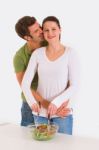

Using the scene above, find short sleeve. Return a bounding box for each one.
[13,54,26,73]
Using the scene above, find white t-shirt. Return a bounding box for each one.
[21,46,80,117]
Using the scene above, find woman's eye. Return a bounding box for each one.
[52,28,56,31]
[44,29,49,32]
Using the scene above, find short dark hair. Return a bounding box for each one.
[15,16,36,39]
[42,16,61,29]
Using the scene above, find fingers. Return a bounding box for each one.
[61,100,69,108]
[47,103,57,116]
[31,103,40,113]
[56,108,71,118]
[57,100,69,112]
[59,108,71,114]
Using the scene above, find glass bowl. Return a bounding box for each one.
[28,123,58,141]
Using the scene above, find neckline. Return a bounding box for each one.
[44,46,67,63]
[25,44,33,55]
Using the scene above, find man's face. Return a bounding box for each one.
[28,22,44,42]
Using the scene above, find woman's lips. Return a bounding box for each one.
[48,36,55,39]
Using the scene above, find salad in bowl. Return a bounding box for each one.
[28,124,58,141]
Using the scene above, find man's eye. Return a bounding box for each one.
[34,30,38,33]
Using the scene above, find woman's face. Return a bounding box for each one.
[43,21,61,43]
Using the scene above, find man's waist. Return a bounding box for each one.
[21,92,26,101]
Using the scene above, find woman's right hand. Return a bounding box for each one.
[47,103,57,116]
[31,103,40,113]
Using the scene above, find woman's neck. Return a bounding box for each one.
[47,42,64,53]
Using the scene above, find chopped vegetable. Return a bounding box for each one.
[31,124,57,141]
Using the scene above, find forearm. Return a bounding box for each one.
[48,100,70,117]
[32,90,43,103]
[31,90,50,109]
[52,85,78,108]
[56,100,71,117]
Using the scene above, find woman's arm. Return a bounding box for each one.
[50,49,80,109]
[21,51,39,110]
[32,90,50,109]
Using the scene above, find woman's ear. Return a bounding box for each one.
[60,28,61,33]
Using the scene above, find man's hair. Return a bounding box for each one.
[15,16,36,39]
[42,16,61,29]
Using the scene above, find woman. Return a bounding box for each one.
[21,16,79,134]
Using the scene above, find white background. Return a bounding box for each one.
[0,0,99,138]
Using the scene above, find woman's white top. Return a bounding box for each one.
[21,46,80,117]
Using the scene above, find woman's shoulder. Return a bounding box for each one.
[64,45,73,54]
[34,46,46,54]
[31,46,45,55]
[30,47,46,61]
[65,45,77,54]
[64,45,78,60]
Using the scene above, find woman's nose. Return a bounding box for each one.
[48,30,53,36]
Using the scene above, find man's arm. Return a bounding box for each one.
[16,72,70,116]
[15,72,24,85]
[13,53,45,110]
[15,71,50,109]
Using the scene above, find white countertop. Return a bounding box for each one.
[0,123,99,150]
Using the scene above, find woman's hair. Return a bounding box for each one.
[42,16,61,40]
[15,16,36,39]
[42,16,61,29]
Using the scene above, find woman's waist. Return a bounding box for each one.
[32,107,73,118]
[37,88,65,101]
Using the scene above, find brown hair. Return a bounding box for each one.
[15,16,36,39]
[42,16,61,29]
[42,16,61,40]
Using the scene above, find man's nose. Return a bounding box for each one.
[39,28,43,33]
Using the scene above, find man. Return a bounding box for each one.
[13,16,69,126]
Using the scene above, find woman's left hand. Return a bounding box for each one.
[47,103,57,116]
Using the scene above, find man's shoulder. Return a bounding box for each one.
[14,44,26,57]
[13,44,27,72]
[30,47,45,60]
